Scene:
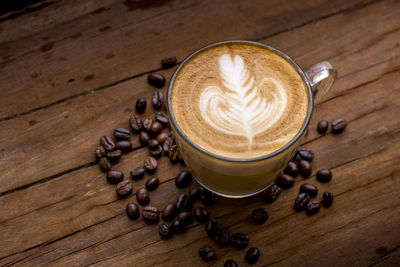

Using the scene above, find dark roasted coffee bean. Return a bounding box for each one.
[135,98,146,113]
[276,174,295,189]
[148,73,166,88]
[142,206,159,222]
[331,118,347,134]
[144,157,157,173]
[189,187,202,201]
[171,218,186,233]
[155,111,169,125]
[115,180,132,198]
[113,127,130,140]
[264,184,281,203]
[201,188,214,206]
[215,230,230,247]
[136,188,150,205]
[152,91,164,109]
[298,160,312,178]
[284,161,298,177]
[306,200,321,215]
[317,120,329,134]
[251,208,269,224]
[297,148,314,161]
[126,202,139,220]
[163,137,175,154]
[150,121,163,134]
[246,247,260,264]
[162,202,177,221]
[149,145,162,157]
[193,207,209,223]
[177,211,193,225]
[205,219,219,237]
[317,169,332,183]
[169,144,180,163]
[148,139,160,150]
[322,192,334,207]
[107,170,124,184]
[143,117,153,132]
[99,157,111,172]
[100,136,115,151]
[116,140,132,153]
[130,166,145,180]
[156,132,169,145]
[300,183,318,197]
[139,131,150,145]
[294,193,310,211]
[198,246,216,262]
[145,177,159,191]
[159,222,172,239]
[224,259,238,267]
[95,146,106,159]
[106,149,122,162]
[230,233,249,250]
[161,57,177,68]
[175,170,192,188]
[176,193,192,212]
[129,115,143,132]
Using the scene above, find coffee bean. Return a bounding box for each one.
[298,160,312,178]
[145,177,159,191]
[224,259,238,267]
[144,157,157,173]
[294,192,310,211]
[161,57,177,68]
[107,170,124,184]
[116,140,132,153]
[162,202,177,221]
[135,98,146,113]
[155,111,169,125]
[169,144,180,163]
[177,193,192,212]
[251,208,269,224]
[159,222,172,239]
[230,233,249,250]
[299,183,318,197]
[149,145,162,158]
[297,148,314,161]
[136,188,150,205]
[163,137,175,154]
[152,91,164,109]
[276,174,295,189]
[139,131,150,145]
[129,115,143,132]
[126,202,139,220]
[177,211,193,225]
[201,188,214,206]
[317,169,332,183]
[148,139,160,150]
[130,166,145,180]
[106,149,122,162]
[175,170,192,188]
[205,218,219,237]
[306,200,321,215]
[156,132,169,145]
[142,206,159,223]
[150,121,163,134]
[113,127,130,140]
[189,187,202,201]
[264,184,281,203]
[215,230,230,247]
[115,180,132,198]
[148,73,166,88]
[99,157,111,172]
[193,207,209,223]
[143,117,153,132]
[171,218,186,233]
[317,120,329,134]
[331,118,347,134]
[100,136,115,151]
[95,146,106,159]
[322,192,334,207]
[246,247,260,264]
[284,161,298,177]
[198,246,216,262]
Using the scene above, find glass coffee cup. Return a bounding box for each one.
[166,40,336,198]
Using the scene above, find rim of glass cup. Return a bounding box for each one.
[166,40,314,163]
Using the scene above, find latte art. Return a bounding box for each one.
[200,54,287,146]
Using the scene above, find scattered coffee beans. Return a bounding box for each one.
[148,73,166,88]
[107,170,124,184]
[284,161,298,177]
[155,111,169,125]
[171,218,186,233]
[246,247,260,264]
[143,117,153,132]
[129,115,143,132]
[142,206,159,222]
[106,149,122,162]
[230,233,249,250]
[130,166,145,179]
[139,131,150,145]
[205,219,219,237]
[198,246,216,262]
[298,159,312,177]
[113,127,130,140]
[201,188,214,206]
[299,183,318,197]
[135,98,147,113]
[177,211,193,225]
[294,193,311,211]
[145,177,159,191]
[99,157,112,172]
[95,146,106,159]
[152,91,164,109]
[224,259,238,267]
[297,148,314,161]
[306,200,321,215]
[175,170,192,188]
[251,208,269,224]
[144,157,157,173]
[136,188,150,205]
[150,121,163,134]
[116,140,132,153]
[331,118,347,134]
[317,169,332,183]
[177,193,192,212]
[126,202,139,220]
[162,202,177,221]
[193,207,209,223]
[322,192,334,207]
[276,174,295,189]
[264,184,281,203]
[317,120,329,134]
[159,222,172,239]
[161,57,177,68]
[115,180,133,198]
[100,136,115,151]
[215,229,230,247]
[189,187,203,201]
[156,132,169,144]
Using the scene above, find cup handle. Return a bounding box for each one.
[305,61,337,104]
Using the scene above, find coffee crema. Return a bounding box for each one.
[171,42,309,158]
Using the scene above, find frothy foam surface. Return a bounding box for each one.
[171,42,309,158]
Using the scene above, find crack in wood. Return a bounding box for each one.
[370,243,400,266]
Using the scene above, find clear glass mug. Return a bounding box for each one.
[166,40,336,198]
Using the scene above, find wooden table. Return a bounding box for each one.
[1,0,399,266]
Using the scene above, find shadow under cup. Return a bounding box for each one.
[166,40,314,198]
